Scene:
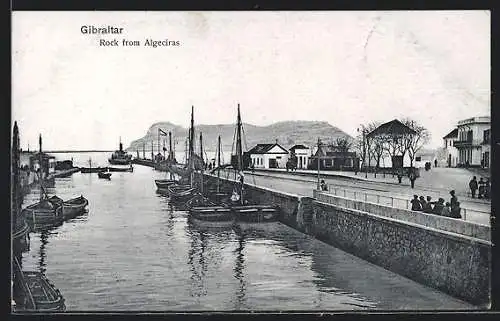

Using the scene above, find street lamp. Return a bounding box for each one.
[316,137,321,190]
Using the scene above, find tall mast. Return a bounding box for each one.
[236,104,244,205]
[168,131,173,160]
[199,132,203,166]
[157,129,160,157]
[236,104,243,171]
[189,106,195,187]
[200,131,204,194]
[217,135,221,193]
[12,122,20,231]
[189,106,195,165]
[39,134,43,201]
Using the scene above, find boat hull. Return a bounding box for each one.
[189,206,234,222]
[108,158,131,165]
[232,205,280,223]
[108,166,133,172]
[24,204,63,226]
[167,185,196,202]
[22,271,65,312]
[80,167,107,173]
[98,172,112,179]
[155,179,177,189]
[62,196,89,220]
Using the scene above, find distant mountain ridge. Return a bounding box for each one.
[127,120,352,153]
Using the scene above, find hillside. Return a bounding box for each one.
[127,120,352,153]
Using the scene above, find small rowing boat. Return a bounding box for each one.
[155,179,177,189]
[24,200,63,226]
[98,172,112,179]
[48,195,88,220]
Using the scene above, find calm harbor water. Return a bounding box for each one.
[19,152,473,311]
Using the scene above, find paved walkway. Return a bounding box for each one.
[251,167,491,204]
[229,169,490,226]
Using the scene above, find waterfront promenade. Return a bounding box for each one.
[225,169,490,226]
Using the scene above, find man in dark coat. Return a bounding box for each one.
[469,176,478,198]
[450,190,461,218]
[411,195,422,211]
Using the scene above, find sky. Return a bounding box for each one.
[12,11,490,150]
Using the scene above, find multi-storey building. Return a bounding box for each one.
[454,116,490,167]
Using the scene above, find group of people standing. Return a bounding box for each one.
[410,190,461,218]
[468,176,490,199]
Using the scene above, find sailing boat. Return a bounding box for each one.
[24,135,64,227]
[155,130,178,189]
[185,132,218,210]
[167,106,197,201]
[228,104,280,223]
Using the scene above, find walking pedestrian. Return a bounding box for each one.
[408,168,416,188]
[434,159,438,168]
[469,176,478,198]
[411,195,422,211]
[478,178,485,199]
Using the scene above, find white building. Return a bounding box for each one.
[455,116,490,167]
[248,143,289,169]
[442,128,458,167]
[289,144,310,169]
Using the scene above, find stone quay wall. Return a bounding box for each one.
[314,190,491,241]
[199,173,491,305]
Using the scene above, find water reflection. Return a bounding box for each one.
[233,227,246,309]
[16,157,471,311]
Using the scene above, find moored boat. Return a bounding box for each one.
[232,205,280,223]
[24,200,63,226]
[155,179,177,189]
[48,195,88,220]
[168,184,197,202]
[98,171,112,179]
[189,206,234,223]
[108,137,132,165]
[22,271,66,312]
[80,166,107,173]
[108,165,134,172]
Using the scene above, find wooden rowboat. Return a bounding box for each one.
[24,200,63,226]
[167,184,196,202]
[98,172,112,179]
[155,179,177,189]
[189,206,234,223]
[80,167,107,173]
[22,271,66,312]
[108,165,133,172]
[48,195,88,220]
[232,205,280,223]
